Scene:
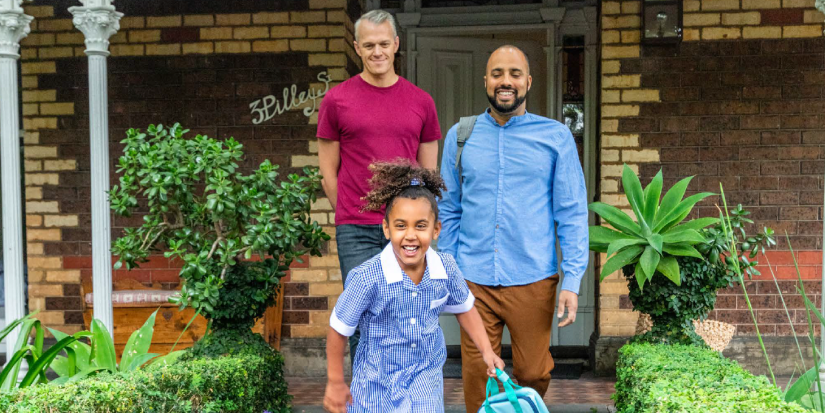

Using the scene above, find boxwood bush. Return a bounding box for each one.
[0,350,290,413]
[615,343,806,413]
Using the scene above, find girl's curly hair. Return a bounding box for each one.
[361,158,447,220]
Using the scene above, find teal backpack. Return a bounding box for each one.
[478,369,550,413]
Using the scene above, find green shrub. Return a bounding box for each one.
[624,257,734,346]
[0,350,291,413]
[615,343,807,413]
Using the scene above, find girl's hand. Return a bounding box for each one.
[323,380,352,413]
[482,350,505,377]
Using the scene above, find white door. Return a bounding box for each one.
[416,35,595,348]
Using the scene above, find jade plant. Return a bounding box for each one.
[109,123,329,332]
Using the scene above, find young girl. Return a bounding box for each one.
[324,160,504,413]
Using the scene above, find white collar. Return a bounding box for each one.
[379,243,447,284]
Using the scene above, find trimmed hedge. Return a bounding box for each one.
[615,343,807,413]
[0,351,291,413]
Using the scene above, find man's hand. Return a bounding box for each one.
[482,350,506,377]
[557,290,579,328]
[323,380,352,413]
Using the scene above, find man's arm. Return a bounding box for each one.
[552,128,590,326]
[317,138,340,211]
[437,126,461,256]
[417,140,439,169]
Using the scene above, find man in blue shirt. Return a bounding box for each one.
[438,45,589,413]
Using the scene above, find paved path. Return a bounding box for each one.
[289,372,616,412]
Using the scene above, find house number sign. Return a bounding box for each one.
[249,71,332,124]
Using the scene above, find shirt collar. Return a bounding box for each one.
[379,243,447,284]
[483,108,531,127]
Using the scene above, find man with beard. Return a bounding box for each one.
[438,45,589,413]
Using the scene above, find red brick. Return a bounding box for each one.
[762,250,798,265]
[760,9,804,26]
[63,256,91,269]
[113,269,151,282]
[798,251,823,265]
[151,269,182,282]
[161,27,200,43]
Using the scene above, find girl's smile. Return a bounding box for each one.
[383,197,441,283]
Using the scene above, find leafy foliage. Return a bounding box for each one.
[109,123,329,326]
[589,164,715,289]
[624,257,735,346]
[697,203,776,278]
[0,351,291,413]
[49,310,163,384]
[615,343,807,413]
[0,312,89,391]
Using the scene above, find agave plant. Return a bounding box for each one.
[589,164,717,289]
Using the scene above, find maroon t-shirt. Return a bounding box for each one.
[317,75,442,225]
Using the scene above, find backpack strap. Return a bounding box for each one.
[455,115,478,188]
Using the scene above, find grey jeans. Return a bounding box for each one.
[335,224,389,361]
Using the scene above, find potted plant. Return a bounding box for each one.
[591,166,775,347]
[590,165,718,345]
[109,123,329,357]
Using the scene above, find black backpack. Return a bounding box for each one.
[455,115,478,191]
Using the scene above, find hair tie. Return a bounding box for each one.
[410,178,422,186]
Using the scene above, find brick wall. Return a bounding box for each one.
[599,0,825,337]
[21,0,357,339]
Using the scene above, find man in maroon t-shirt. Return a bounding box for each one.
[317,9,441,360]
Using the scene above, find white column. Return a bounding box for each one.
[0,0,33,357]
[69,1,121,337]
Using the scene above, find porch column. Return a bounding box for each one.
[69,0,121,337]
[0,0,33,354]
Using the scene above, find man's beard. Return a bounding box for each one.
[487,87,527,114]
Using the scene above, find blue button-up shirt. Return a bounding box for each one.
[330,244,475,412]
[438,110,589,293]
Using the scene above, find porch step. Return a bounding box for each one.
[443,358,585,380]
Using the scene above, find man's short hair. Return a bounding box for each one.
[354,10,398,42]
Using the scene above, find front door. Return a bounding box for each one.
[416,34,595,348]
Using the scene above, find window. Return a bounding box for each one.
[562,36,585,165]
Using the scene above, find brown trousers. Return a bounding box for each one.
[460,276,559,413]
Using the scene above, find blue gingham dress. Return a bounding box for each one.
[330,243,475,412]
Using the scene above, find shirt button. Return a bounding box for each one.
[495,249,498,253]
[410,318,416,325]
[411,343,417,348]
[496,225,499,229]
[412,292,418,298]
